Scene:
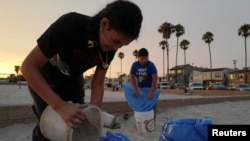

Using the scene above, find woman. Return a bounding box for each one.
[21,0,143,140]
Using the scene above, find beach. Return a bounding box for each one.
[1,84,250,141]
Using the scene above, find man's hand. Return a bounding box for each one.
[147,91,154,99]
[133,88,139,97]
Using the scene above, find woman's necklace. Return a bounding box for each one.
[97,48,109,69]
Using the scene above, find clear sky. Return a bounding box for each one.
[0,0,250,78]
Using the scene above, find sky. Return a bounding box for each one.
[1,0,250,78]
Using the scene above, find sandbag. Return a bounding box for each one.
[100,131,131,141]
[159,117,213,141]
[123,82,160,112]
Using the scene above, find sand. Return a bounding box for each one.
[1,84,250,141]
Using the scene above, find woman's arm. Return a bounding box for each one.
[90,67,107,108]
[21,46,64,108]
[21,46,86,128]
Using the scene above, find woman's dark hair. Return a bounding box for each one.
[138,48,148,56]
[89,0,143,40]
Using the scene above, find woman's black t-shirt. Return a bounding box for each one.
[34,12,115,101]
[38,12,115,77]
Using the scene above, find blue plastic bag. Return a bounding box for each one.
[100,131,131,141]
[159,117,213,141]
[123,82,160,112]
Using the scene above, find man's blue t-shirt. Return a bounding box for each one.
[130,61,157,88]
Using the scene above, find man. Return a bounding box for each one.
[129,48,158,122]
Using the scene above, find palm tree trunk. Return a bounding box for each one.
[175,38,179,83]
[163,49,165,79]
[184,50,187,85]
[166,41,169,82]
[120,59,123,87]
[121,59,122,76]
[184,50,186,66]
[244,37,248,83]
[208,43,212,83]
[109,65,111,79]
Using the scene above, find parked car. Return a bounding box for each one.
[189,82,204,90]
[174,83,186,90]
[160,82,169,89]
[231,83,250,91]
[207,84,226,90]
[159,82,173,89]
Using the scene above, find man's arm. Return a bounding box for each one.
[150,74,158,92]
[130,74,139,97]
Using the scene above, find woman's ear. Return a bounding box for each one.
[100,18,110,30]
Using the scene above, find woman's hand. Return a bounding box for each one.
[55,102,88,128]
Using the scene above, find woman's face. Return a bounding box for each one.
[99,18,133,52]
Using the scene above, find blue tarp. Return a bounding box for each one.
[100,131,131,141]
[159,117,213,141]
[123,82,160,112]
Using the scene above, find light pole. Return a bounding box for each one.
[232,60,237,70]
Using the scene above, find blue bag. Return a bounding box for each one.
[123,82,160,112]
[100,131,131,141]
[159,117,213,141]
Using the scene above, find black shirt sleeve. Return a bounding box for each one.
[37,12,78,58]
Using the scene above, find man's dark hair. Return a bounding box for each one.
[138,48,148,56]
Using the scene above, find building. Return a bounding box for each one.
[84,65,249,88]
[169,64,196,86]
[169,64,245,87]
[228,69,250,86]
[190,68,234,86]
[84,74,129,88]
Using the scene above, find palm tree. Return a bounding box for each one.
[173,24,185,83]
[14,65,20,77]
[158,22,174,81]
[14,65,21,88]
[132,49,138,60]
[118,52,124,86]
[238,23,250,83]
[180,39,190,86]
[180,39,190,66]
[159,40,167,79]
[202,31,214,83]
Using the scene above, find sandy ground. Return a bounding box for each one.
[1,84,250,141]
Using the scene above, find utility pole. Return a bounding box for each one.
[232,60,237,70]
